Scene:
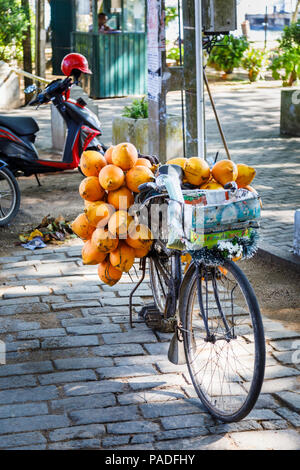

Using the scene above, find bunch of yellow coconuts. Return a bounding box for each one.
[71,142,155,286]
[166,157,257,192]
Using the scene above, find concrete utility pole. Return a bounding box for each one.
[21,0,33,104]
[147,0,167,162]
[292,0,300,22]
[35,0,46,78]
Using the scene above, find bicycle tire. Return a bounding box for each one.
[180,260,265,423]
[0,167,20,226]
[149,251,181,317]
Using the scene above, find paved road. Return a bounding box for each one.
[0,245,299,450]
[1,85,299,255]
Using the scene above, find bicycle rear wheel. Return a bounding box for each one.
[180,260,265,422]
[0,167,20,226]
[149,244,181,317]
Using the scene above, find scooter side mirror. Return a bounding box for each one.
[24,84,37,94]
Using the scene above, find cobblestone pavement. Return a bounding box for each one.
[1,85,299,255]
[0,245,299,450]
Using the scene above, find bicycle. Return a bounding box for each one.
[0,160,20,226]
[129,163,266,423]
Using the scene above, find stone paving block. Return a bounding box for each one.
[255,377,300,394]
[143,342,170,356]
[5,340,40,353]
[102,435,130,448]
[230,429,300,450]
[23,285,52,296]
[38,369,96,385]
[261,419,289,430]
[60,317,108,327]
[107,420,160,434]
[50,393,116,413]
[127,373,188,391]
[100,297,143,307]
[154,434,235,450]
[155,427,209,442]
[131,434,155,444]
[49,424,105,442]
[272,350,298,365]
[82,306,128,316]
[0,303,50,316]
[41,335,99,349]
[140,399,204,419]
[274,391,300,411]
[209,420,262,435]
[93,343,145,357]
[52,301,101,311]
[266,330,300,340]
[17,328,66,340]
[156,361,188,374]
[118,389,185,405]
[63,380,125,396]
[102,330,157,345]
[276,407,300,427]
[161,413,208,430]
[0,256,25,264]
[0,319,40,334]
[245,409,280,421]
[0,431,46,449]
[270,339,300,352]
[66,324,121,335]
[1,286,26,298]
[0,360,53,377]
[0,414,70,435]
[0,296,40,306]
[0,375,37,390]
[114,355,162,367]
[0,402,48,419]
[0,385,58,405]
[66,293,110,301]
[53,357,113,370]
[41,295,65,303]
[97,364,157,379]
[70,405,139,425]
[48,439,100,450]
[53,285,100,295]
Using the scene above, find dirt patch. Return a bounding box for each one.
[240,256,300,332]
[0,170,83,257]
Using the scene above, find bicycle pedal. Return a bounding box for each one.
[139,304,177,332]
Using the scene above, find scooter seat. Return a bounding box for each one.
[0,115,39,136]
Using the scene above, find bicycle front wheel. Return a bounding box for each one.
[181,260,265,422]
[0,167,20,226]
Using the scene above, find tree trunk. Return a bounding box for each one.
[21,0,32,104]
[292,0,300,23]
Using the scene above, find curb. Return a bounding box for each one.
[258,243,300,273]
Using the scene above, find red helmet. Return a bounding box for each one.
[61,53,92,77]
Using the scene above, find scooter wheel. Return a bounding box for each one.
[0,167,21,226]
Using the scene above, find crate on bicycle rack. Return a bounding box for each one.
[168,188,261,251]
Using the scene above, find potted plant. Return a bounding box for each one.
[208,35,249,78]
[242,48,269,82]
[269,21,300,87]
[112,97,183,158]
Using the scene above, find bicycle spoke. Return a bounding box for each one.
[183,262,265,420]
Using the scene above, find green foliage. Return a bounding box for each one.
[165,6,177,27]
[269,21,300,86]
[122,97,148,119]
[167,46,183,64]
[0,0,29,62]
[208,35,249,74]
[242,48,269,82]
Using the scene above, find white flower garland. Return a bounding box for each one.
[217,240,243,259]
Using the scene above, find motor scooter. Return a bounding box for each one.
[0,72,104,180]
